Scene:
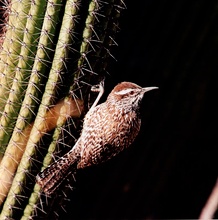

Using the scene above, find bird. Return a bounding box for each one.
[36,81,158,195]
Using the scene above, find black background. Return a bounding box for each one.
[64,0,218,219]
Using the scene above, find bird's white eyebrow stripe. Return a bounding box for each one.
[114,88,134,95]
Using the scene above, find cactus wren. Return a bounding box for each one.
[36,81,158,194]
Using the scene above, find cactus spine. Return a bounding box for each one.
[0,0,125,218]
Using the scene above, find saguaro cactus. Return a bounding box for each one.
[0,0,125,218]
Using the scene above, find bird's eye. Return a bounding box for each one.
[130,91,134,95]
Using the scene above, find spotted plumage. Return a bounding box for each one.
[36,82,158,194]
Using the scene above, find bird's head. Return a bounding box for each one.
[107,81,158,112]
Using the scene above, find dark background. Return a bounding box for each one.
[66,0,217,219]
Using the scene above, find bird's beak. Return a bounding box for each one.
[142,87,159,93]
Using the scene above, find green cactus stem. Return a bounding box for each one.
[0,0,125,218]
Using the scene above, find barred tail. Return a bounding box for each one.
[36,149,79,195]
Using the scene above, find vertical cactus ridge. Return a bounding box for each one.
[36,0,112,180]
[0,0,81,218]
[75,0,125,85]
[87,0,123,73]
[21,1,83,216]
[0,0,64,217]
[0,0,31,107]
[0,0,47,152]
[0,0,125,218]
[34,0,81,169]
[79,0,99,62]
